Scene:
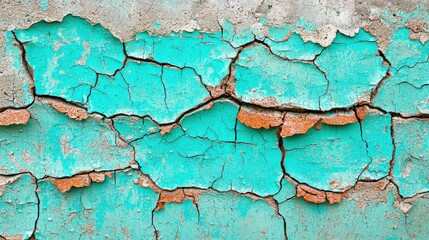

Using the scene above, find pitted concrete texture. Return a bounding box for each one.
[1,1,429,239]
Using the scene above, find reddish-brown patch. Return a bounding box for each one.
[136,173,162,193]
[296,184,326,204]
[183,188,203,201]
[51,175,91,193]
[0,109,31,126]
[89,172,106,182]
[156,188,203,211]
[51,172,111,193]
[355,107,367,120]
[281,113,319,137]
[237,108,283,129]
[296,184,348,204]
[281,109,366,137]
[156,189,186,210]
[47,99,89,120]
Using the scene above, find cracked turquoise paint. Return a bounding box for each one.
[316,30,388,110]
[0,175,38,239]
[87,60,210,123]
[279,190,429,239]
[283,110,392,191]
[36,170,158,239]
[374,28,429,115]
[264,33,323,60]
[3,9,429,239]
[113,116,158,142]
[274,178,296,203]
[393,118,429,198]
[154,191,284,239]
[0,101,133,178]
[132,100,283,196]
[125,31,237,87]
[234,30,387,110]
[234,44,326,109]
[14,15,125,103]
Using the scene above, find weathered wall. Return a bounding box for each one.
[1,0,429,239]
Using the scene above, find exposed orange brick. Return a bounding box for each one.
[47,100,89,120]
[237,108,283,129]
[0,109,31,126]
[51,175,91,193]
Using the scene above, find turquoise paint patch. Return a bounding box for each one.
[36,171,158,239]
[359,112,393,180]
[316,30,388,110]
[14,15,125,103]
[283,111,392,191]
[154,191,284,239]
[393,118,429,198]
[274,178,296,203]
[87,60,209,123]
[125,31,237,86]
[297,18,317,31]
[134,100,283,196]
[234,44,326,109]
[373,28,429,115]
[38,0,48,11]
[0,101,133,178]
[0,175,38,239]
[267,24,296,42]
[385,28,429,69]
[265,33,323,60]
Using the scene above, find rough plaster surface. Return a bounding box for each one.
[1,1,429,239]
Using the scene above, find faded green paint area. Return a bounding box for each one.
[154,191,284,239]
[1,32,34,108]
[0,175,38,239]
[392,118,429,198]
[14,15,125,103]
[113,116,158,142]
[0,101,133,178]
[279,189,429,239]
[87,60,210,123]
[133,100,283,196]
[125,31,237,86]
[36,171,158,239]
[374,28,429,115]
[283,111,392,191]
[234,44,326,109]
